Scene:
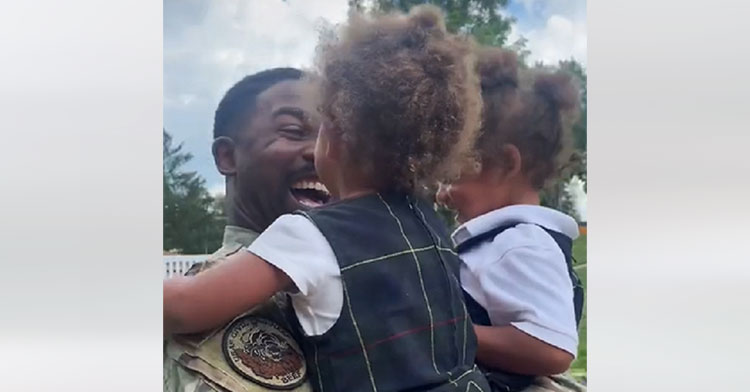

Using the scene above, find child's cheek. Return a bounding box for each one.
[449,182,487,223]
[436,183,452,208]
[446,184,469,214]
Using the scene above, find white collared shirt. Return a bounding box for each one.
[248,214,343,337]
[452,205,580,356]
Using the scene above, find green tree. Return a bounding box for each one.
[538,67,586,218]
[563,59,587,193]
[559,58,587,152]
[163,130,224,254]
[540,58,587,213]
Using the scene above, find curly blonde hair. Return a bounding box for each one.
[314,5,482,192]
[476,46,581,189]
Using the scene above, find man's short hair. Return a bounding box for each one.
[213,67,304,140]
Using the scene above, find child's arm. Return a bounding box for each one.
[474,324,574,375]
[163,250,293,335]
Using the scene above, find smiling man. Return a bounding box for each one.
[164,68,327,392]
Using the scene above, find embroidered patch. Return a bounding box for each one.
[222,316,306,390]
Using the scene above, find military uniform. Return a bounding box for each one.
[522,374,586,392]
[164,226,312,392]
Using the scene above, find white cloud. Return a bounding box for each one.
[164,0,349,187]
[164,0,349,106]
[517,0,543,14]
[525,14,587,66]
[509,0,587,66]
[164,0,587,189]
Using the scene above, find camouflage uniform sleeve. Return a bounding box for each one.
[165,245,312,392]
[523,373,587,392]
[185,260,218,276]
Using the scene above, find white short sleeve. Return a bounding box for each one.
[474,241,579,356]
[247,214,343,336]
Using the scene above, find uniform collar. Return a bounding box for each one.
[452,204,580,247]
[210,225,260,259]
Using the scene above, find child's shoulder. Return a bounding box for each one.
[466,204,578,256]
[492,222,559,252]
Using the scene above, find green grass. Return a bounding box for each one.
[570,234,587,380]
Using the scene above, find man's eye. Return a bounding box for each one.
[280,125,306,139]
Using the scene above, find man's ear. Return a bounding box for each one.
[212,136,237,175]
[500,144,523,178]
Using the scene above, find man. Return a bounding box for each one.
[164,68,327,392]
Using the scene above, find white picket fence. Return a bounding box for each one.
[163,255,210,278]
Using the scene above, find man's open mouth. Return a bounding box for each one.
[290,180,331,208]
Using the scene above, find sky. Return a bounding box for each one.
[164,0,587,217]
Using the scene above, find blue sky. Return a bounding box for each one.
[164,0,587,197]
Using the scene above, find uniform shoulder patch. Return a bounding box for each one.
[222,316,307,390]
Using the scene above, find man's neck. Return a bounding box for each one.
[226,204,265,234]
[224,186,266,233]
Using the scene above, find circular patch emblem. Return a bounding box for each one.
[222,316,306,390]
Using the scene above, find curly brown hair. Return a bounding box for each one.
[476,47,581,190]
[314,5,482,193]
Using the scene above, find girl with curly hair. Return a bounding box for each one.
[437,47,584,392]
[164,6,490,391]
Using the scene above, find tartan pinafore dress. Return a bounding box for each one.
[292,192,490,392]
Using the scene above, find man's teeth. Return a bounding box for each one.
[292,181,329,195]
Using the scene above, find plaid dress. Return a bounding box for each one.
[294,192,489,392]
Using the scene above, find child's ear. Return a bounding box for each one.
[500,144,523,177]
[212,136,237,175]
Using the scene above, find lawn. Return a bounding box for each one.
[570,234,587,380]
